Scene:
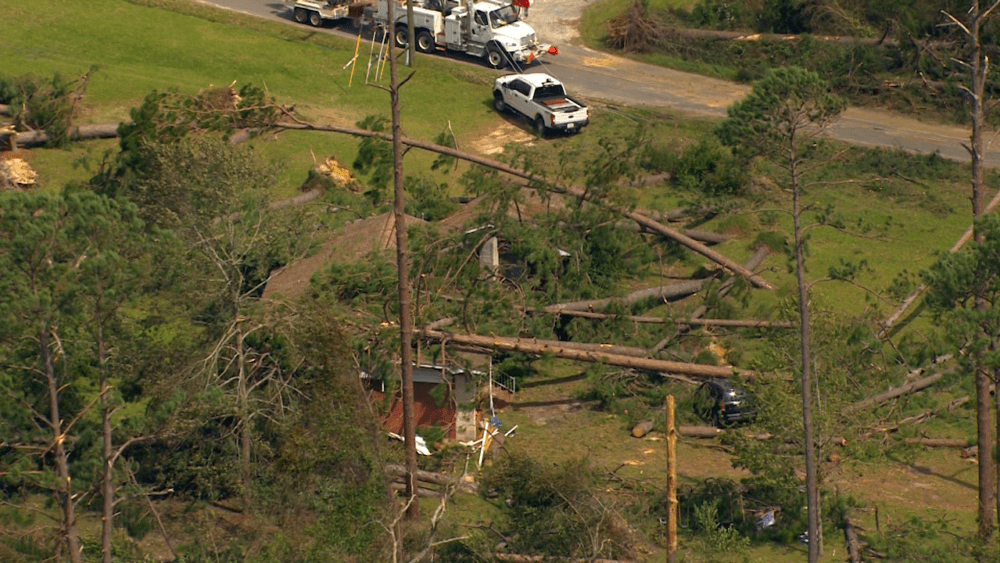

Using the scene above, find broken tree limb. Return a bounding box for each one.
[525,307,794,328]
[276,120,774,290]
[16,123,121,147]
[846,355,954,413]
[904,437,969,448]
[420,329,750,378]
[879,187,1000,336]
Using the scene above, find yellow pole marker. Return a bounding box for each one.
[349,31,362,87]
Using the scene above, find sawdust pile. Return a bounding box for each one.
[1,158,37,189]
[314,155,359,191]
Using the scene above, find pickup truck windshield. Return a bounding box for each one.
[534,84,566,99]
[489,6,518,27]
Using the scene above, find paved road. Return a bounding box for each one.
[203,0,1000,166]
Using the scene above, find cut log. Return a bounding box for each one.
[678,425,722,439]
[277,121,774,290]
[632,420,655,438]
[16,123,121,147]
[904,437,968,448]
[420,329,750,378]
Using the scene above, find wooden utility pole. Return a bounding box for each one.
[386,0,419,520]
[666,395,677,563]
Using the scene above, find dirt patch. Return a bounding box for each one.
[466,121,536,156]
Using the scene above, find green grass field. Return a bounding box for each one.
[2,0,992,560]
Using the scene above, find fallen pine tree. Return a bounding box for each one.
[420,329,751,379]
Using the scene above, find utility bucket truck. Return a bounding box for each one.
[373,0,556,68]
[286,0,371,27]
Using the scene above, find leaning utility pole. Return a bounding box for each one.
[386,0,419,520]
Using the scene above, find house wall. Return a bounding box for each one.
[373,381,457,440]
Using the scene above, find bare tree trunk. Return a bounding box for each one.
[943,1,1000,538]
[237,322,252,511]
[98,317,114,563]
[970,3,996,540]
[790,142,820,563]
[387,0,420,521]
[42,331,83,563]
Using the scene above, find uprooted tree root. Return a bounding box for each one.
[607,0,665,53]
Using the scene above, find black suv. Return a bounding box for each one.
[693,378,756,427]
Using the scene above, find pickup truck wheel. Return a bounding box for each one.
[394,27,409,48]
[493,93,507,113]
[533,116,546,137]
[308,11,323,27]
[416,30,435,53]
[294,7,308,23]
[486,45,507,69]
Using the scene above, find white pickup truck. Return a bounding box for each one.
[492,73,589,136]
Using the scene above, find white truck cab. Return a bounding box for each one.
[376,0,554,68]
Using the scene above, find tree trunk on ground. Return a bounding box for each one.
[678,426,723,439]
[387,0,419,521]
[547,279,712,313]
[849,370,947,411]
[420,329,750,378]
[529,307,793,328]
[904,438,970,447]
[15,123,120,147]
